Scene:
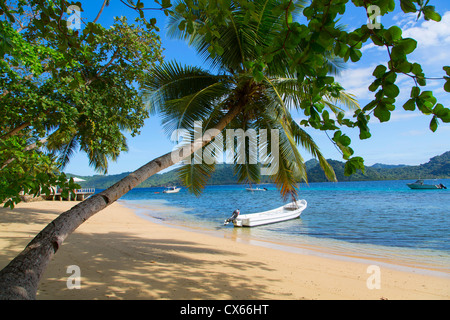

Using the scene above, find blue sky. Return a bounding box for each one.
[64,1,450,176]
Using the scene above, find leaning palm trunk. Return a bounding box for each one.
[0,105,241,300]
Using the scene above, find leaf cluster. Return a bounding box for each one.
[1,0,163,206]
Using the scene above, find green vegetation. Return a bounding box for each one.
[143,1,361,199]
[1,1,162,207]
[306,151,450,182]
[74,151,450,189]
[1,0,450,300]
[2,0,449,207]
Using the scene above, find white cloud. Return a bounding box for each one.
[400,129,426,137]
[393,12,419,29]
[336,65,378,101]
[361,11,450,65]
[360,42,385,53]
[401,11,450,68]
[389,111,421,122]
[402,12,450,46]
[350,11,450,105]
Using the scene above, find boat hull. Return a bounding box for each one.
[233,200,307,227]
[407,184,441,189]
[163,188,181,193]
[406,179,446,190]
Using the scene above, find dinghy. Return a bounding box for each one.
[225,200,307,227]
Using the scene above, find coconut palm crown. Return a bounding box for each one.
[143,0,359,200]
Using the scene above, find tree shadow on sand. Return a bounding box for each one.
[36,231,284,300]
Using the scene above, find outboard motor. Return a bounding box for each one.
[224,209,240,225]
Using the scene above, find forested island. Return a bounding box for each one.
[73,151,450,189]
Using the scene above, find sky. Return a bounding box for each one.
[64,1,450,176]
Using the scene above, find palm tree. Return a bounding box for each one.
[0,0,358,299]
[145,0,358,199]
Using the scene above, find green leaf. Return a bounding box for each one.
[444,79,450,93]
[359,129,371,140]
[214,44,224,56]
[344,157,365,176]
[386,26,402,42]
[373,65,387,78]
[391,38,417,61]
[175,2,187,13]
[429,115,438,132]
[400,0,417,13]
[253,69,264,82]
[433,104,448,118]
[410,86,420,98]
[368,79,381,92]
[374,105,391,122]
[398,38,417,54]
[384,84,400,98]
[178,20,186,31]
[433,104,450,122]
[443,66,450,76]
[423,6,441,22]
[384,71,397,84]
[411,63,423,76]
[349,47,362,62]
[403,98,416,111]
[161,0,172,9]
[397,61,412,73]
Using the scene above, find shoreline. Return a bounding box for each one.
[121,199,450,278]
[0,200,449,300]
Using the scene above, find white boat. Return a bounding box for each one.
[230,200,307,227]
[246,187,268,191]
[406,179,447,190]
[163,186,181,193]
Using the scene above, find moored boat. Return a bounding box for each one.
[406,179,447,190]
[245,187,268,191]
[224,200,307,227]
[163,186,181,193]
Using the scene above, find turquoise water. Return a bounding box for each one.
[116,179,450,273]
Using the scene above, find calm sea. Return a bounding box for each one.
[115,179,450,275]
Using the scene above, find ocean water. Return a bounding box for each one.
[116,179,450,274]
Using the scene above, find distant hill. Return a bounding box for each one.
[306,151,450,182]
[71,151,450,189]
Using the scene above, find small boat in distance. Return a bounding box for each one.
[245,187,268,191]
[224,200,307,227]
[162,186,181,193]
[406,179,447,190]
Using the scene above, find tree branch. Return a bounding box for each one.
[0,121,31,141]
[85,49,120,86]
[0,137,48,171]
[94,0,109,24]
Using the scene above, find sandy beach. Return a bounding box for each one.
[0,200,448,300]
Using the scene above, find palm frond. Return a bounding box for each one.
[229,122,261,184]
[142,61,232,136]
[325,90,360,111]
[289,120,337,182]
[149,0,349,200]
[45,128,79,169]
[177,161,216,197]
[252,110,305,200]
[57,136,79,170]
